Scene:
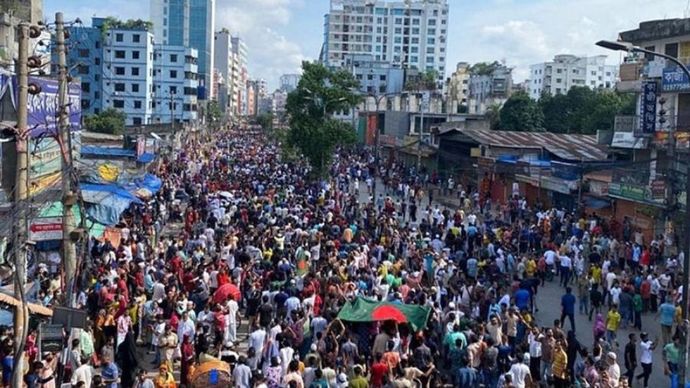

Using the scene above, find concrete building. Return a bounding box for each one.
[0,0,41,23]
[446,62,470,114]
[322,0,449,86]
[279,73,300,93]
[528,55,619,99]
[468,63,513,115]
[65,20,104,115]
[246,79,256,116]
[150,0,215,99]
[344,53,404,94]
[213,29,232,113]
[152,44,198,123]
[101,22,155,126]
[272,89,288,117]
[231,36,248,116]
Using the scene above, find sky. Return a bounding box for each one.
[45,0,688,90]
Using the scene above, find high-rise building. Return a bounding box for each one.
[152,44,199,123]
[0,0,42,23]
[279,74,301,93]
[322,0,448,85]
[528,55,619,99]
[150,0,215,99]
[446,62,470,114]
[231,36,248,116]
[214,29,232,113]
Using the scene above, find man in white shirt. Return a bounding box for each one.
[70,357,93,387]
[637,332,656,388]
[509,353,533,388]
[559,254,572,287]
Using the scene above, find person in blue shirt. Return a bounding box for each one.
[560,286,577,332]
[100,354,120,388]
[659,297,676,346]
[515,286,531,312]
[455,354,478,387]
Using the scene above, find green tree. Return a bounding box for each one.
[498,91,544,131]
[206,100,222,123]
[485,103,502,130]
[84,108,126,135]
[469,61,502,76]
[286,61,361,176]
[256,113,274,131]
[539,92,570,134]
[405,69,439,91]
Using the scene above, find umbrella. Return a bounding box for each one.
[213,283,241,303]
[218,191,233,199]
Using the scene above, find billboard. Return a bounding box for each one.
[639,80,657,134]
[662,68,690,92]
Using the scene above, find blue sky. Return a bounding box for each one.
[46,0,686,90]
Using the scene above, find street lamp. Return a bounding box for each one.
[597,39,690,385]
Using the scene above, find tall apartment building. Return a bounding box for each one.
[322,0,448,85]
[101,23,155,126]
[468,63,513,115]
[150,0,215,99]
[279,74,301,93]
[214,29,232,113]
[446,62,470,114]
[528,55,619,99]
[64,18,198,125]
[231,36,248,116]
[152,45,198,123]
[0,0,42,23]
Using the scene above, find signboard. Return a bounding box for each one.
[40,323,64,353]
[650,179,666,200]
[29,217,62,241]
[589,180,609,197]
[608,182,648,202]
[52,306,88,329]
[611,131,649,149]
[639,81,657,134]
[540,176,577,194]
[662,68,690,92]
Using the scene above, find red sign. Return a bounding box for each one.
[29,217,62,241]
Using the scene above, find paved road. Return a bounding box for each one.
[533,278,670,387]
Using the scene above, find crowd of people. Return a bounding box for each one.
[11,126,690,388]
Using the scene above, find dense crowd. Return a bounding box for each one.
[9,126,690,388]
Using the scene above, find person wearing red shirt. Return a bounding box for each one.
[370,352,389,388]
[216,268,230,288]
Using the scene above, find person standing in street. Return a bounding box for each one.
[605,304,621,347]
[560,287,576,332]
[636,332,656,388]
[658,296,676,346]
[623,333,637,386]
[559,253,572,287]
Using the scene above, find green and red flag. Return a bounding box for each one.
[337,297,431,331]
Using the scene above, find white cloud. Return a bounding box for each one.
[450,0,684,82]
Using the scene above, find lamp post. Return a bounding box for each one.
[597,39,690,385]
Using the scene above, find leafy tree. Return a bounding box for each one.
[485,103,502,130]
[256,113,274,131]
[206,100,222,123]
[539,92,570,134]
[84,108,126,135]
[286,61,361,176]
[498,91,544,131]
[405,69,439,91]
[469,61,502,76]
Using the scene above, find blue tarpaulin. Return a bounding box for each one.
[137,152,155,163]
[124,173,162,195]
[81,183,143,225]
[81,146,136,158]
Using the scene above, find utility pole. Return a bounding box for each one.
[416,91,426,173]
[170,90,176,146]
[56,12,77,308]
[12,22,30,388]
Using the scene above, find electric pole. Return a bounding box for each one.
[56,12,77,308]
[12,22,30,388]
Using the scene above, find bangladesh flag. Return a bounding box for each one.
[337,297,431,331]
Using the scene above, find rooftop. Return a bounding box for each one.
[619,18,690,44]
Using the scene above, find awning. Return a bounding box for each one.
[584,196,611,209]
[0,292,53,316]
[81,184,144,225]
[81,146,135,158]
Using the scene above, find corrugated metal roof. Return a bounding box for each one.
[457,129,609,162]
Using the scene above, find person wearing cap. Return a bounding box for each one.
[606,352,620,387]
[636,332,656,388]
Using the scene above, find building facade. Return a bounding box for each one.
[279,73,301,93]
[468,63,513,115]
[323,0,448,86]
[152,44,198,123]
[345,53,404,95]
[446,62,470,114]
[150,0,215,99]
[528,55,619,99]
[231,36,248,116]
[101,24,155,126]
[0,0,41,23]
[213,29,232,113]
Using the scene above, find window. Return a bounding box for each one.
[134,100,142,109]
[367,74,373,80]
[132,51,140,59]
[170,70,178,78]
[410,56,418,63]
[113,99,125,108]
[132,117,142,125]
[95,58,101,65]
[115,50,125,59]
[556,68,562,74]
[77,64,89,74]
[115,33,123,42]
[132,34,140,43]
[644,46,656,61]
[411,37,419,44]
[426,47,434,54]
[115,67,125,75]
[78,49,89,58]
[380,75,386,81]
[556,88,562,94]
[131,84,139,92]
[412,18,420,25]
[114,83,125,92]
[572,69,578,74]
[411,27,419,34]
[426,57,434,63]
[81,82,90,93]
[394,37,401,44]
[427,28,436,35]
[556,78,562,83]
[131,67,140,76]
[169,86,178,94]
[376,45,382,52]
[376,27,382,33]
[410,46,418,53]
[377,17,382,23]
[427,37,435,45]
[395,18,402,24]
[591,71,596,76]
[429,19,436,26]
[665,43,679,58]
